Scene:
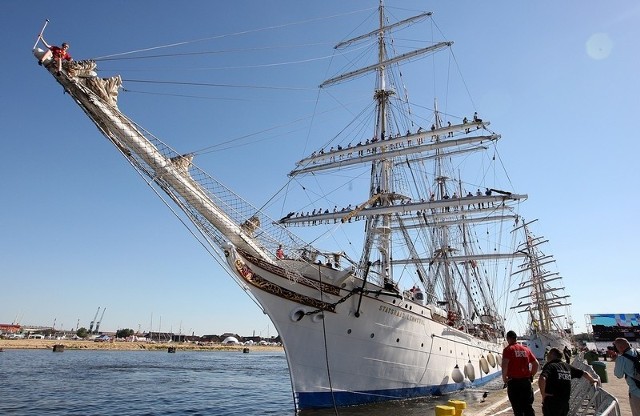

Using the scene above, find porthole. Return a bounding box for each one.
[370,333,375,338]
[347,329,352,334]
[421,343,424,347]
[396,338,400,343]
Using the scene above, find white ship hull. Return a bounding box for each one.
[227,248,502,408]
[528,332,572,361]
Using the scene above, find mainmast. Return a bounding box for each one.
[308,2,456,281]
[430,102,454,307]
[372,0,393,284]
[285,3,528,305]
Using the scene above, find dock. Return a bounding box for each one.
[446,358,627,415]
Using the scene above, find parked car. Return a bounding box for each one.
[94,335,111,342]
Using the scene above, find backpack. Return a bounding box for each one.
[622,349,640,388]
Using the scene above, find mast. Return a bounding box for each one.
[288,3,530,329]
[510,220,571,334]
[433,101,454,307]
[373,0,392,283]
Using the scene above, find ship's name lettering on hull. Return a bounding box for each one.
[379,305,425,325]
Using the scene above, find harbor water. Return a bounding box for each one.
[0,349,504,415]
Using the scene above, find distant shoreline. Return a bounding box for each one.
[0,338,283,352]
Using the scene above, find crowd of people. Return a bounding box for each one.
[279,187,499,226]
[502,331,640,416]
[303,114,486,165]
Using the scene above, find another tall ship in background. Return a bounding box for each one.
[511,220,573,360]
[34,1,573,410]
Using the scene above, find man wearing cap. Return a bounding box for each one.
[502,330,539,416]
[539,347,599,416]
[613,337,640,415]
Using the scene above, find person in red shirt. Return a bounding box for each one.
[502,330,540,416]
[38,36,72,75]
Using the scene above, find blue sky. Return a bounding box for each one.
[2,1,638,337]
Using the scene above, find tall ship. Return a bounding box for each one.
[34,2,572,410]
[511,220,573,360]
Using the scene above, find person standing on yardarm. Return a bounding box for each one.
[502,330,539,416]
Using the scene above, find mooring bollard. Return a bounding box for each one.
[447,399,467,415]
[434,404,455,416]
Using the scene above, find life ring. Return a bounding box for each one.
[480,357,490,374]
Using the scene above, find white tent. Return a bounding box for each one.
[222,336,240,345]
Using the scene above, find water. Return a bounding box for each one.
[0,349,292,415]
[0,349,503,415]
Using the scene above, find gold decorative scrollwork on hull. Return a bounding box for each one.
[233,259,336,312]
[237,248,341,296]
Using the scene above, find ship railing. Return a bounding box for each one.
[568,356,621,415]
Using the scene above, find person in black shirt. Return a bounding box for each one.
[539,348,599,416]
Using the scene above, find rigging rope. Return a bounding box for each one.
[316,264,340,415]
[113,133,267,314]
[94,42,331,61]
[121,79,312,91]
[92,7,375,60]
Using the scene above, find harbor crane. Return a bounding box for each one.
[88,307,100,333]
[94,308,106,334]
